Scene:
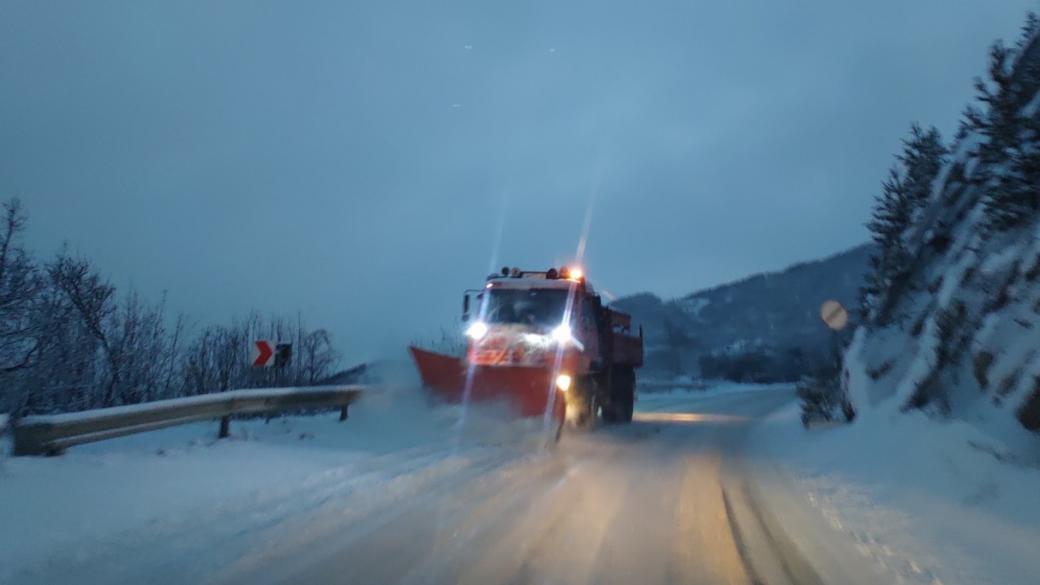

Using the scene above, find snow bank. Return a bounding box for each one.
[748,404,1040,585]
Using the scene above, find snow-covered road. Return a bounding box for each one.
[239,389,797,585]
[2,386,807,585]
[8,384,1033,585]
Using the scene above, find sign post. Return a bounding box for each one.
[818,299,856,422]
[274,343,292,369]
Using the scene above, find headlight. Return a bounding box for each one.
[550,323,572,344]
[555,374,572,392]
[465,321,488,340]
[550,323,585,351]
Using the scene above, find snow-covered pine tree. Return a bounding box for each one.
[863,125,947,325]
[1016,11,1040,51]
[899,124,946,216]
[858,254,883,321]
[864,169,911,322]
[971,41,1040,232]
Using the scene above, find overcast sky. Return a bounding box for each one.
[2,1,1037,361]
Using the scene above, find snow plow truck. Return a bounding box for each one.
[409,266,643,427]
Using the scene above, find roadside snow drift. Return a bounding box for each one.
[747,403,1040,585]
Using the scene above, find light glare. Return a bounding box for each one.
[555,374,572,392]
[465,321,489,340]
[550,323,572,343]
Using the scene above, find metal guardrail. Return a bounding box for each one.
[10,385,367,456]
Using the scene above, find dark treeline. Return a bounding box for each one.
[0,200,339,416]
[698,346,820,385]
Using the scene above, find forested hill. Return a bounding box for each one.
[613,243,873,382]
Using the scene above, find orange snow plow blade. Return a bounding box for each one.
[409,346,565,420]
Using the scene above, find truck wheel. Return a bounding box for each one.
[600,372,618,424]
[569,376,597,429]
[601,367,635,424]
[614,367,635,424]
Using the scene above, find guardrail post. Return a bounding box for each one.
[339,405,349,421]
[218,416,231,439]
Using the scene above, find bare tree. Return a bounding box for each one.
[179,313,340,394]
[298,328,337,385]
[0,200,47,414]
[47,252,120,406]
[16,281,101,413]
[0,200,42,374]
[105,289,185,404]
[0,198,342,415]
[181,321,248,395]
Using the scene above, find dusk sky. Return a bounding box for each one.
[2,1,1037,361]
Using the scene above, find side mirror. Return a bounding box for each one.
[462,294,471,321]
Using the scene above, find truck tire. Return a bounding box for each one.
[615,367,635,423]
[602,367,635,424]
[570,376,597,429]
[599,371,619,424]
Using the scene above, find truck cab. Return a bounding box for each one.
[460,266,643,425]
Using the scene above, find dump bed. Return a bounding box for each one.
[606,308,643,368]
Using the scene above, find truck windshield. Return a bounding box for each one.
[483,289,569,326]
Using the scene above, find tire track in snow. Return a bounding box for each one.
[13,443,529,585]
